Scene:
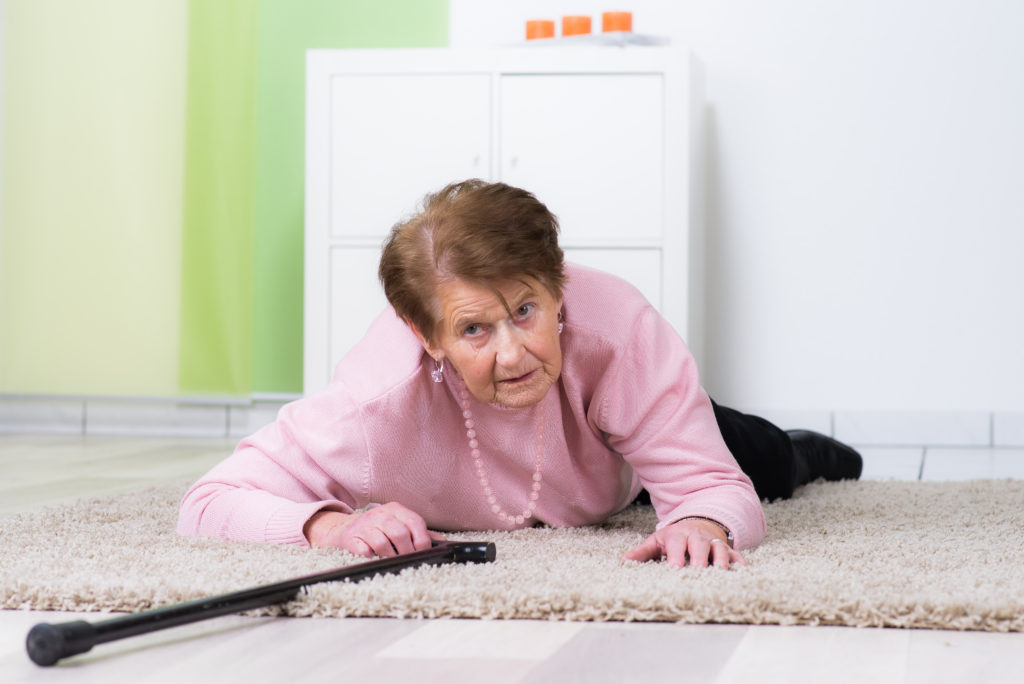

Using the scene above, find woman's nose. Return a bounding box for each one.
[494,325,526,367]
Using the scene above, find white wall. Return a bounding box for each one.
[451,0,1024,414]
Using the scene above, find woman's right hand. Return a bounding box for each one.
[303,502,446,558]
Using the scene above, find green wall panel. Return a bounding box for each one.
[178,0,259,395]
[249,0,449,393]
[180,0,449,396]
[1,0,188,396]
[1,0,448,397]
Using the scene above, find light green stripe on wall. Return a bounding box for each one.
[248,0,449,393]
[0,0,448,397]
[177,0,259,396]
[0,0,188,396]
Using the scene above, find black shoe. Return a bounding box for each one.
[787,430,863,486]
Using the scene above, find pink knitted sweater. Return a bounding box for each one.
[177,264,766,549]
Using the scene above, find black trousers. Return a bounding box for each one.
[709,399,797,502]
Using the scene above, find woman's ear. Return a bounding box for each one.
[407,320,440,359]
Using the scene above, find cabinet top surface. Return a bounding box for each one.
[307,45,690,74]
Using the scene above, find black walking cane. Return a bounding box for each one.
[26,540,496,667]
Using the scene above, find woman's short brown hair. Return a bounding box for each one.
[379,179,565,343]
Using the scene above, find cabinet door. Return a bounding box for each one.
[328,246,389,378]
[330,74,491,239]
[499,74,663,244]
[563,249,662,311]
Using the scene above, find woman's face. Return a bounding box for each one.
[415,277,563,408]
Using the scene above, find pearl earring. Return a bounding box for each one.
[430,357,445,383]
[557,311,564,335]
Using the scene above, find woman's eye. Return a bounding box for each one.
[516,303,534,318]
[464,324,481,336]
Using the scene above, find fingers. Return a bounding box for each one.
[708,539,747,568]
[708,539,730,569]
[622,534,663,563]
[347,536,374,558]
[728,546,748,568]
[665,532,691,569]
[341,503,439,558]
[622,528,746,570]
[685,536,713,569]
[390,505,439,552]
[350,522,410,558]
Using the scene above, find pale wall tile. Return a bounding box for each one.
[993,412,1024,447]
[228,399,292,438]
[834,411,991,446]
[85,401,228,437]
[921,447,1024,481]
[0,397,84,434]
[858,447,923,481]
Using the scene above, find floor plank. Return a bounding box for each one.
[1,435,1022,683]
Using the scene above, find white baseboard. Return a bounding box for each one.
[2,396,1022,448]
[228,401,290,439]
[858,447,925,481]
[721,407,1024,449]
[834,410,992,447]
[84,401,229,437]
[994,412,1024,447]
[0,395,298,438]
[0,397,84,434]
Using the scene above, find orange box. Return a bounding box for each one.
[561,15,592,36]
[525,19,555,40]
[602,11,633,33]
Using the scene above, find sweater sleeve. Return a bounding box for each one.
[176,384,369,547]
[595,306,766,550]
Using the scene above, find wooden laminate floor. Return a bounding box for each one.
[1,434,1021,683]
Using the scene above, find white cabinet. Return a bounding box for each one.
[499,74,664,244]
[328,74,491,239]
[305,47,703,394]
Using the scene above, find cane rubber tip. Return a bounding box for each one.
[26,623,63,666]
[26,620,96,667]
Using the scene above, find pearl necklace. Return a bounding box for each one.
[458,385,545,526]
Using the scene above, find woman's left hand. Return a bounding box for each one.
[622,518,747,569]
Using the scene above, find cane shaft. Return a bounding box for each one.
[27,541,495,666]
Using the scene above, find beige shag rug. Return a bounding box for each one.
[1,479,1022,631]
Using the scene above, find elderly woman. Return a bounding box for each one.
[178,180,860,569]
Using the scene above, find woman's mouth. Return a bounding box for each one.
[499,369,536,384]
